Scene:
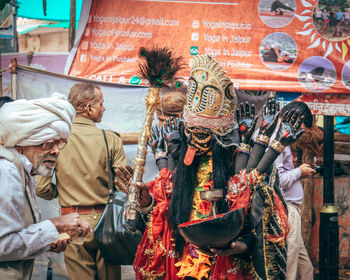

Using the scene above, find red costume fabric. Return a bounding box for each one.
[133,167,289,280]
[134,168,179,280]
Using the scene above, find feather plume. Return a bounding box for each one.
[138,47,185,88]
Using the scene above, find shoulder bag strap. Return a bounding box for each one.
[102,129,114,198]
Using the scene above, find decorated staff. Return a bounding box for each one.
[125,47,184,220]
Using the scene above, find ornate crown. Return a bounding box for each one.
[184,55,238,136]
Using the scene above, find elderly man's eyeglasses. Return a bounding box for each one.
[42,139,67,150]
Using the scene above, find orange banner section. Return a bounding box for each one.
[298,93,350,116]
[69,0,350,94]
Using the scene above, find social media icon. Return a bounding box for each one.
[81,41,88,50]
[190,46,198,55]
[80,54,87,62]
[192,20,200,29]
[191,33,199,41]
[129,75,142,85]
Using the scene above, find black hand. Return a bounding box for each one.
[276,109,305,147]
[149,124,165,155]
[259,112,280,138]
[238,102,258,144]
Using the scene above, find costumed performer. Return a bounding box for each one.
[116,54,305,280]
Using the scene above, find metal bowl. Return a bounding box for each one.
[178,208,245,251]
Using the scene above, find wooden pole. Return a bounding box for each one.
[120,132,140,145]
[12,4,18,52]
[69,0,76,51]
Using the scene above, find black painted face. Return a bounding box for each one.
[184,123,212,155]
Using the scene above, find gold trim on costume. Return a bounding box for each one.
[270,139,285,154]
[239,143,251,153]
[256,134,270,145]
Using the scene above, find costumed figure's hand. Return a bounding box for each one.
[245,98,279,173]
[256,98,280,143]
[271,109,305,152]
[234,103,258,174]
[237,102,259,147]
[163,116,181,154]
[148,123,169,170]
[256,113,280,146]
[210,240,248,256]
[164,116,181,170]
[114,165,152,208]
[262,97,280,129]
[149,124,167,159]
[255,109,305,174]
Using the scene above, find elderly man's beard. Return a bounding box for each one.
[32,154,57,176]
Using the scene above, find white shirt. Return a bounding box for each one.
[275,146,304,206]
[0,149,58,261]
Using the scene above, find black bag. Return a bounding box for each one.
[94,130,143,265]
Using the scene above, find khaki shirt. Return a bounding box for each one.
[36,116,126,207]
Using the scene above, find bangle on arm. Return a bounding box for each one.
[238,143,251,154]
[269,139,285,154]
[138,194,155,214]
[155,152,167,160]
[255,134,270,147]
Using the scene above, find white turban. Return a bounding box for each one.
[0,92,76,147]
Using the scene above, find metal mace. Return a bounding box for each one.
[125,87,160,220]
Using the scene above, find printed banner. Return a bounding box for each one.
[68,0,350,94]
[298,92,350,116]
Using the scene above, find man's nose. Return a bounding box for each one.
[49,145,60,156]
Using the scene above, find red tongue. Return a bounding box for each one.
[184,146,197,166]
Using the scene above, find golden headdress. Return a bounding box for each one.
[184,55,238,136]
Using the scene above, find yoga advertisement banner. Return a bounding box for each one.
[67,0,350,94]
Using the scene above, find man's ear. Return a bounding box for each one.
[15,145,23,154]
[85,104,92,116]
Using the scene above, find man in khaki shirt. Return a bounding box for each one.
[36,83,126,280]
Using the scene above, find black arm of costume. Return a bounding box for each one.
[255,109,305,174]
[167,153,176,171]
[245,142,267,173]
[234,151,249,174]
[256,148,280,174]
[246,112,280,173]
[155,157,168,171]
[125,213,146,234]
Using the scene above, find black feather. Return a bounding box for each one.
[138,47,185,88]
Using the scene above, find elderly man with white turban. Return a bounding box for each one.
[37,83,127,280]
[0,93,91,280]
